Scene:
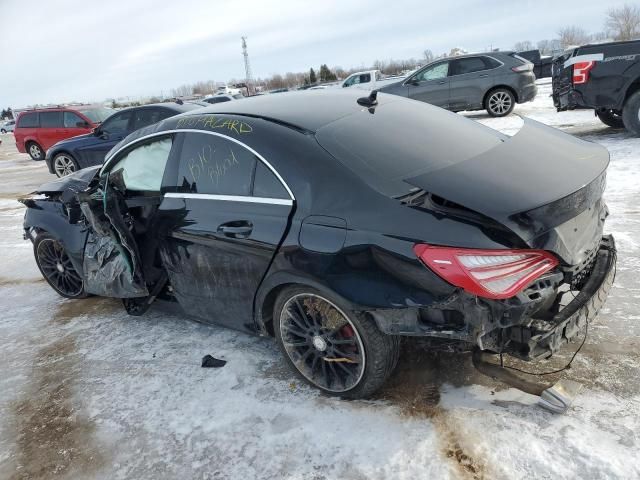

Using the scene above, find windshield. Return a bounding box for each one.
[77,107,114,124]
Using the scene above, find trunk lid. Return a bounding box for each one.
[405,118,609,265]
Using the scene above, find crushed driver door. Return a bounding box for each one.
[76,136,175,299]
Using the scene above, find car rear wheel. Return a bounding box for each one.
[485,88,515,117]
[596,109,625,129]
[622,91,640,136]
[34,233,86,299]
[53,153,79,177]
[27,142,44,161]
[274,286,399,399]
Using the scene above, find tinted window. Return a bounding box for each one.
[102,111,131,134]
[110,137,173,191]
[451,57,487,75]
[131,108,165,131]
[40,112,63,128]
[18,112,38,128]
[253,161,288,199]
[176,132,256,196]
[206,97,231,104]
[64,111,86,128]
[415,62,448,81]
[483,56,502,69]
[78,107,114,123]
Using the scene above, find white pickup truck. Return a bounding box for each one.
[340,70,404,90]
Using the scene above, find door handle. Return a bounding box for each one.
[437,80,446,84]
[217,221,253,238]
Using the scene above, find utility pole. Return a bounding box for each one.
[241,36,253,95]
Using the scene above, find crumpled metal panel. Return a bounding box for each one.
[82,231,148,298]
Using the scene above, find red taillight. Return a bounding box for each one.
[511,63,533,73]
[413,244,559,300]
[573,61,595,85]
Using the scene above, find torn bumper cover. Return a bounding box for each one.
[506,235,615,360]
[370,235,616,361]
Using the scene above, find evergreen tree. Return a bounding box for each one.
[309,68,317,84]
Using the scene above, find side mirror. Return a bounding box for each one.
[407,78,420,86]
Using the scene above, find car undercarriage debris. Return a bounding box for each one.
[201,355,227,368]
[471,348,583,414]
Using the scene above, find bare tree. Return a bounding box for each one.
[423,49,434,63]
[605,4,640,40]
[513,40,534,52]
[537,38,562,55]
[557,26,590,48]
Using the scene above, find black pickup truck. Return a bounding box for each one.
[552,40,640,135]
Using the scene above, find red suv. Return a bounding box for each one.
[14,106,113,160]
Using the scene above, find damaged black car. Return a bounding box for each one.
[20,89,616,405]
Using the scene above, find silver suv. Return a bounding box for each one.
[379,52,537,117]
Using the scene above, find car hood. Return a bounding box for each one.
[52,132,94,147]
[34,166,100,194]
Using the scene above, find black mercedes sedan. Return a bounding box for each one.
[19,89,615,400]
[44,102,201,177]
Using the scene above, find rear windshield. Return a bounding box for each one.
[77,107,114,123]
[315,99,504,197]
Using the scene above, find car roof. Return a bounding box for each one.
[178,89,402,132]
[118,102,201,114]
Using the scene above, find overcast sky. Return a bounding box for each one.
[0,0,627,107]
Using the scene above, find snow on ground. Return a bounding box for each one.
[1,81,640,479]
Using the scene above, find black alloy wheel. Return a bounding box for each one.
[34,233,85,298]
[275,287,399,398]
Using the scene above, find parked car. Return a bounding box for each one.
[340,70,400,90]
[202,94,244,104]
[1,120,15,133]
[516,49,553,78]
[552,40,640,135]
[14,106,113,160]
[45,103,200,177]
[215,85,243,95]
[20,89,615,402]
[379,52,537,117]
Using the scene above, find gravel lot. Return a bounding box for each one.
[1,80,639,479]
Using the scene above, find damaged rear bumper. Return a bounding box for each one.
[507,235,615,360]
[370,235,616,361]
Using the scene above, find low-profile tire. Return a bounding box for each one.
[485,88,515,117]
[596,109,625,129]
[26,141,44,161]
[34,232,86,299]
[622,91,640,136]
[53,152,79,177]
[274,286,400,399]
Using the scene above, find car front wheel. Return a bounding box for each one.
[27,142,44,160]
[274,286,399,399]
[485,88,515,117]
[53,153,79,177]
[622,91,640,136]
[596,109,625,129]
[34,233,86,299]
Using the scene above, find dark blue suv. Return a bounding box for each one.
[45,103,201,176]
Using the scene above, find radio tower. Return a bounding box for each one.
[241,36,253,94]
